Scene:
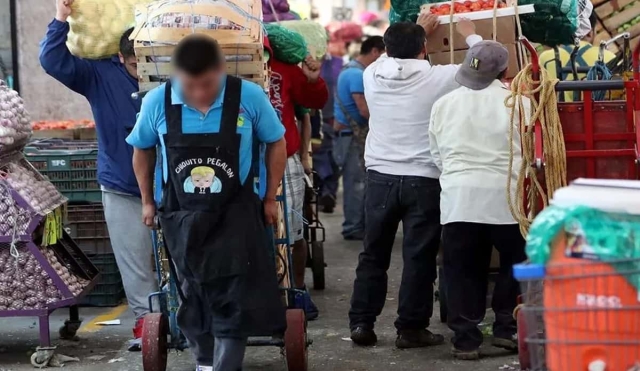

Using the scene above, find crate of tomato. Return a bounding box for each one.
[421,0,534,78]
[31,120,96,140]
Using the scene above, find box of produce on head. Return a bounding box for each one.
[421,0,534,53]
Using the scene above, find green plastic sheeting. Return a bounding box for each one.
[526,205,640,290]
[389,0,578,46]
[265,23,308,65]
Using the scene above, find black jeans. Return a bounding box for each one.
[349,170,442,332]
[442,222,527,351]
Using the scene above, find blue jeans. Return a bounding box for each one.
[333,135,365,238]
[312,122,339,199]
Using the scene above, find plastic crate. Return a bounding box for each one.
[80,254,125,307]
[65,203,112,255]
[24,140,100,202]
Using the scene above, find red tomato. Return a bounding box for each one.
[463,1,473,6]
[470,2,482,10]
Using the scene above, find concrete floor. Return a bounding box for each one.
[0,203,520,371]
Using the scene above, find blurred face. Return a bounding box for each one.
[177,67,223,108]
[119,54,138,78]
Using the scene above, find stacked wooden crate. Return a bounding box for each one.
[131,0,267,92]
[591,0,640,51]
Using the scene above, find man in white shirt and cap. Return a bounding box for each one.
[429,40,529,360]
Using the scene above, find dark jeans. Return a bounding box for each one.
[442,222,527,351]
[349,170,442,332]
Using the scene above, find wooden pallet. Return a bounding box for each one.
[131,0,267,90]
[592,0,640,51]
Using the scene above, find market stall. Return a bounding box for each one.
[0,80,100,367]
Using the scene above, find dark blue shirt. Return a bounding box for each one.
[39,19,141,196]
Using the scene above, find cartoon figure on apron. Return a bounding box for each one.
[184,166,223,194]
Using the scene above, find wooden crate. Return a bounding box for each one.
[131,0,267,90]
[592,0,640,51]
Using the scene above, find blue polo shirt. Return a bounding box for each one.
[334,60,367,128]
[126,78,284,188]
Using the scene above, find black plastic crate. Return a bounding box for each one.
[80,254,125,307]
[65,203,112,255]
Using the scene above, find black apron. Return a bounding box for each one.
[158,76,286,338]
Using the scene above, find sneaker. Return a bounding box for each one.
[128,318,144,352]
[196,365,213,371]
[294,289,319,321]
[492,335,518,352]
[452,347,480,360]
[128,338,142,352]
[350,327,377,346]
[395,329,445,349]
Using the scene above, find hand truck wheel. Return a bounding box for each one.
[311,241,325,291]
[142,313,169,371]
[284,309,308,371]
[516,306,531,370]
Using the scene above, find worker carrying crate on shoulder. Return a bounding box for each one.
[126,35,288,371]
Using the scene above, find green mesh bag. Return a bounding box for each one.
[390,0,434,23]
[527,205,640,290]
[265,23,308,65]
[519,0,578,46]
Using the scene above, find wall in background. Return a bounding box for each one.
[16,0,92,120]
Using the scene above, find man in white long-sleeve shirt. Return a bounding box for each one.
[429,41,528,360]
[348,14,482,349]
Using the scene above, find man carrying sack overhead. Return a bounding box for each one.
[40,0,157,351]
[127,35,287,370]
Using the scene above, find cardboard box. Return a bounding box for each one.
[428,43,520,79]
[427,17,516,53]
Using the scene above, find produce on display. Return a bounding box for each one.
[0,80,32,149]
[31,120,95,131]
[391,0,578,46]
[427,0,507,15]
[67,0,153,59]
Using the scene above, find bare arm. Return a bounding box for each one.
[299,113,312,173]
[353,94,370,119]
[132,148,157,227]
[265,137,287,202]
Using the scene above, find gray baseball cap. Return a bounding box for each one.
[455,41,510,90]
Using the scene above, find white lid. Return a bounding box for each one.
[551,178,640,215]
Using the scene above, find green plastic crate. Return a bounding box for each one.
[80,254,125,307]
[24,146,101,202]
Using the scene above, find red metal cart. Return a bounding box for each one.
[514,37,640,370]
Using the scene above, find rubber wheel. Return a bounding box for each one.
[311,242,325,291]
[438,266,447,323]
[142,313,169,371]
[517,307,531,370]
[30,352,50,368]
[284,309,308,371]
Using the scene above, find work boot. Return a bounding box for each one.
[452,347,480,360]
[350,327,377,346]
[492,335,518,352]
[395,329,445,349]
[127,318,144,352]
